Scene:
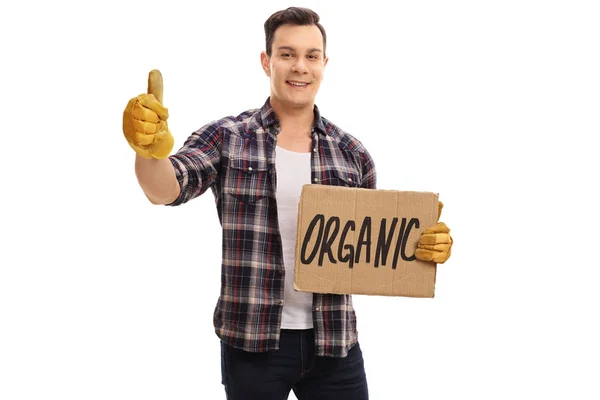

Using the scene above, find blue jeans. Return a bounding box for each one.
[220,329,369,400]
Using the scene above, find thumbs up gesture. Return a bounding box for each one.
[122,70,174,159]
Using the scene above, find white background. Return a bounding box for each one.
[1,0,599,399]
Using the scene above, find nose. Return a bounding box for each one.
[291,57,309,74]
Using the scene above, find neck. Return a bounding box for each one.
[270,97,315,137]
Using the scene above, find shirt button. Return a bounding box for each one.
[313,178,318,183]
[348,178,352,183]
[278,300,284,305]
[315,307,320,311]
[313,148,317,152]
[248,167,253,172]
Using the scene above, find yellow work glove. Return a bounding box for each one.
[122,69,174,159]
[415,201,453,264]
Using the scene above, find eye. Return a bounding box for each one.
[281,53,293,58]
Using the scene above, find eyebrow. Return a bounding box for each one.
[277,46,323,53]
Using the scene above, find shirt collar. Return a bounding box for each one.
[260,97,328,136]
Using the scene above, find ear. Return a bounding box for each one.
[260,51,271,77]
[320,56,329,81]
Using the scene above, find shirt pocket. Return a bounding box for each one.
[224,157,271,203]
[324,165,361,188]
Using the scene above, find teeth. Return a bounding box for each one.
[288,81,307,86]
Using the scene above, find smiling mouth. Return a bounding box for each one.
[286,81,310,87]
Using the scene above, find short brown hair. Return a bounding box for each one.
[264,7,327,57]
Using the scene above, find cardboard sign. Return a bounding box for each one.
[293,185,439,298]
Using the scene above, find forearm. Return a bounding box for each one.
[134,155,180,205]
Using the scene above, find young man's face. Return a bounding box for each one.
[261,24,328,111]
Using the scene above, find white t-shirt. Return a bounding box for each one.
[275,145,314,329]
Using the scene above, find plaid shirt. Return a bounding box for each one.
[166,98,376,358]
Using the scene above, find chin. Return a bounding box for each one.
[271,91,315,109]
[287,96,314,108]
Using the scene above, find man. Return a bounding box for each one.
[122,7,453,400]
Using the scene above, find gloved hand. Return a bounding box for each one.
[415,201,453,264]
[122,69,174,159]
